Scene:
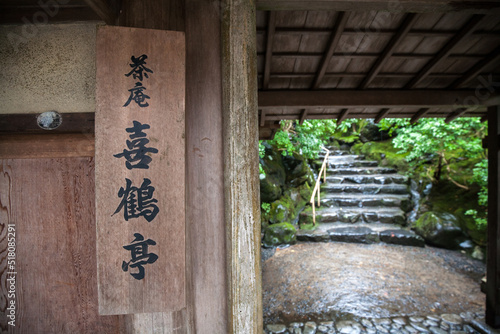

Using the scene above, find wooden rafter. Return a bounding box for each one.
[405,14,485,89]
[84,0,117,25]
[256,0,500,13]
[450,45,500,89]
[299,109,308,125]
[374,108,391,124]
[360,13,419,89]
[336,108,349,125]
[410,108,430,124]
[445,108,469,123]
[263,11,276,90]
[312,11,349,89]
[259,90,492,109]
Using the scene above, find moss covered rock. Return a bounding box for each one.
[260,143,286,202]
[263,222,297,247]
[412,211,468,249]
[283,151,315,187]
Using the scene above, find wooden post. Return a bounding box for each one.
[222,0,262,332]
[487,104,500,328]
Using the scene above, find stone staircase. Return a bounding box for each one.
[297,149,425,247]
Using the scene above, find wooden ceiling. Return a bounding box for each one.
[1,0,500,132]
[257,8,500,131]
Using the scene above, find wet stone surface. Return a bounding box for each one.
[264,313,498,334]
[263,243,485,324]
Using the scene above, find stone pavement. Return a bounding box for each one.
[265,312,499,334]
[262,243,492,334]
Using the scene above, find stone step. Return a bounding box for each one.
[328,160,380,168]
[321,183,409,195]
[296,222,425,247]
[328,167,397,175]
[326,174,408,185]
[319,150,351,156]
[321,193,412,212]
[299,207,407,225]
[325,154,365,161]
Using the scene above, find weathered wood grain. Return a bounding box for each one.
[0,134,94,159]
[0,158,124,333]
[95,26,186,315]
[221,0,263,332]
[185,0,228,332]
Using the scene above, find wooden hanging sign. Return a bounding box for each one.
[95,26,185,315]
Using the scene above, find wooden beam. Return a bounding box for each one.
[0,113,94,134]
[263,11,276,90]
[84,0,117,25]
[374,108,391,123]
[450,46,500,89]
[259,27,500,37]
[336,108,349,125]
[405,14,485,89]
[359,13,419,89]
[299,109,308,125]
[445,108,468,123]
[256,0,500,13]
[262,110,489,120]
[487,104,500,328]
[0,6,100,24]
[0,133,94,159]
[410,107,430,124]
[261,51,489,61]
[258,90,492,108]
[260,72,463,79]
[312,11,349,89]
[260,110,267,127]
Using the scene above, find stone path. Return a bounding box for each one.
[263,149,497,334]
[298,150,423,246]
[265,313,496,334]
[262,243,491,334]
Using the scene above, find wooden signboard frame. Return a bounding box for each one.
[95,26,185,315]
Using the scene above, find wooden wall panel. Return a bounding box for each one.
[0,158,124,333]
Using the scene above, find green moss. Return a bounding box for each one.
[413,212,440,235]
[263,222,297,247]
[423,180,486,246]
[352,140,409,173]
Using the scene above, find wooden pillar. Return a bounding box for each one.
[185,0,227,332]
[120,0,262,331]
[487,104,500,328]
[221,0,262,332]
[186,0,262,331]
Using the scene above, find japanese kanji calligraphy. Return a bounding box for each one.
[96,26,185,315]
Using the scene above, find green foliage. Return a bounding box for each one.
[465,209,487,229]
[261,202,271,215]
[380,117,487,231]
[264,120,338,159]
[472,159,488,207]
[381,118,486,180]
[333,119,370,143]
